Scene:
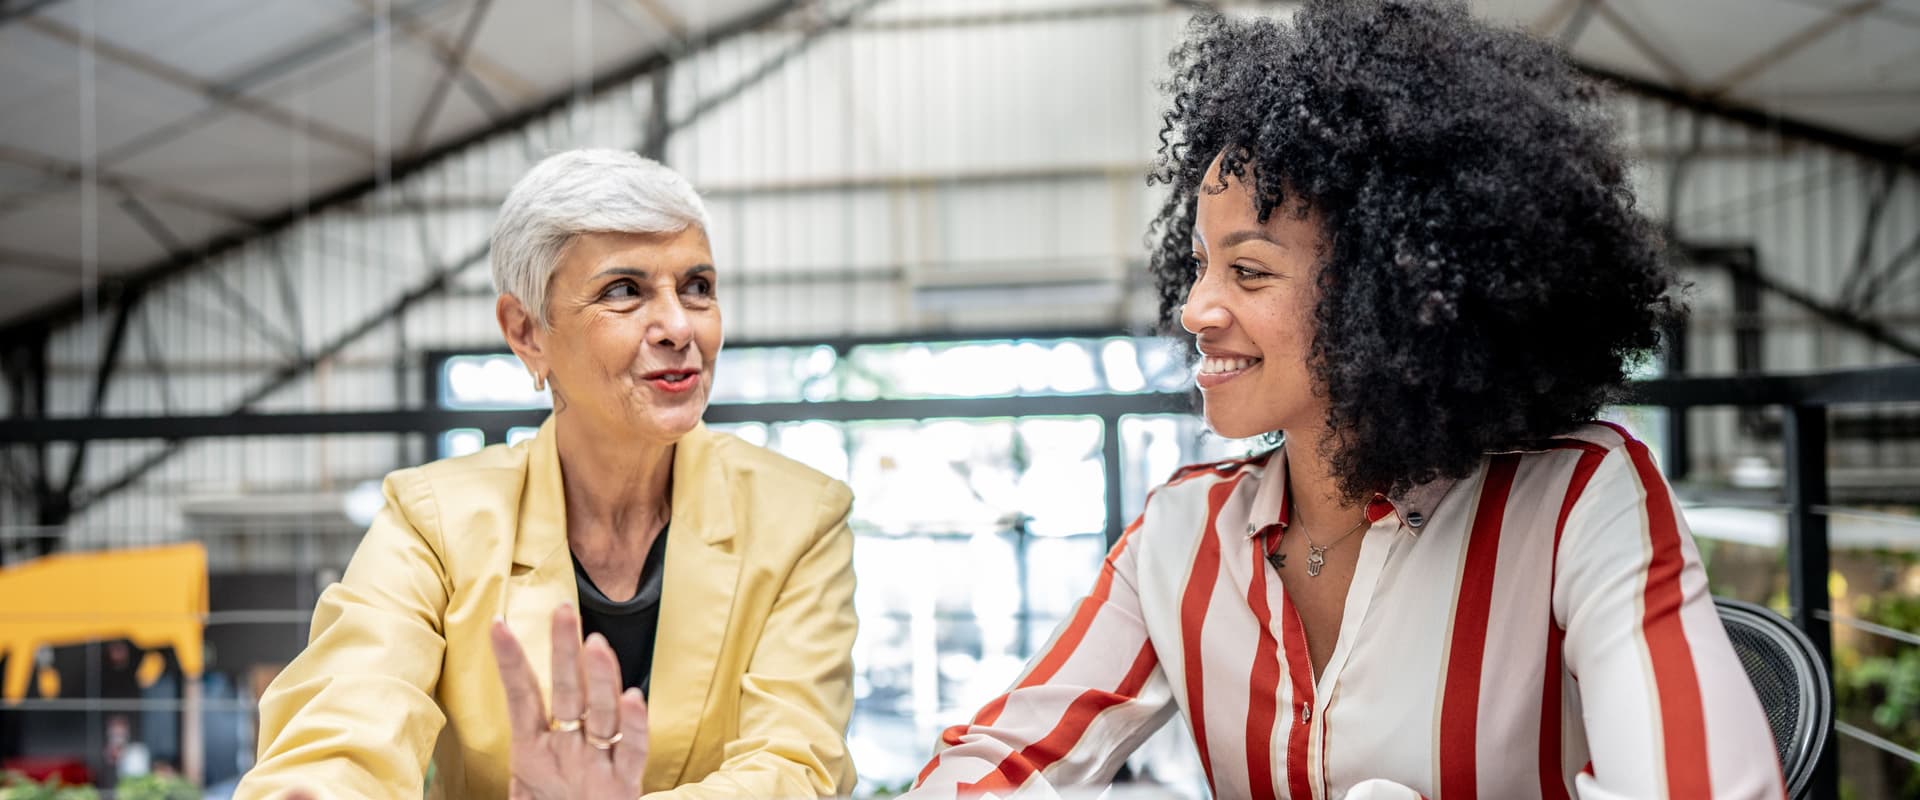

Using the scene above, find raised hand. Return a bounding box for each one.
[490,604,650,799]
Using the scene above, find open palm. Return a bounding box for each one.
[490,604,650,799]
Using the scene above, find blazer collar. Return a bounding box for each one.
[511,417,736,571]
[502,416,744,790]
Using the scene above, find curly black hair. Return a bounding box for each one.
[1147,0,1680,501]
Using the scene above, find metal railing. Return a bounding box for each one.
[3,363,1918,797]
[1626,364,1920,800]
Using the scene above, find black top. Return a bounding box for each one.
[572,526,668,696]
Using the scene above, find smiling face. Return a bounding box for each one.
[497,226,722,446]
[1180,155,1330,440]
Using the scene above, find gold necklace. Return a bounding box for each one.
[1299,514,1369,577]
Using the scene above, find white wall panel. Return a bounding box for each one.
[11,4,1916,538]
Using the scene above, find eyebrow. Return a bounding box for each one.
[592,264,717,280]
[1217,229,1278,249]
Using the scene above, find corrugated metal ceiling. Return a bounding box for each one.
[0,0,1915,327]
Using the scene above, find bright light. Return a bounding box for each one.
[774,421,850,482]
[1046,341,1099,393]
[441,428,485,458]
[343,480,386,528]
[1101,338,1146,392]
[443,355,549,409]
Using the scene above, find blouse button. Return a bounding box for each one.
[1406,510,1426,528]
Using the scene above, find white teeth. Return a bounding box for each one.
[1199,356,1260,375]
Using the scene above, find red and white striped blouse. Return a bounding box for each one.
[908,422,1784,799]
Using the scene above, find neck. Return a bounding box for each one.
[1281,425,1366,534]
[553,412,676,555]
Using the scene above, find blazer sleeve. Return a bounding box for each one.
[236,468,451,800]
[1554,439,1785,799]
[649,480,860,799]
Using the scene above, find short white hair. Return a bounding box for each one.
[490,149,711,327]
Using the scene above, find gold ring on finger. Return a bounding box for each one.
[584,729,623,751]
[548,715,584,733]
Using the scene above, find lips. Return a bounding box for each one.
[1194,353,1261,389]
[1199,355,1261,375]
[641,368,701,393]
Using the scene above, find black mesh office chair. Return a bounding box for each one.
[1714,597,1832,800]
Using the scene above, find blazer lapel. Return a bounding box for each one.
[645,423,742,789]
[501,416,580,727]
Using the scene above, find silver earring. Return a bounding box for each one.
[533,373,547,392]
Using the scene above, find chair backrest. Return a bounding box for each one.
[1714,596,1832,800]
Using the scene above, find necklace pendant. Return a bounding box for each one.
[1306,545,1327,577]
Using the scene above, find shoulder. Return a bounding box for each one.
[706,429,853,517]
[1134,448,1277,526]
[1161,448,1276,492]
[376,441,535,548]
[397,440,533,503]
[1534,420,1635,455]
[1518,419,1661,481]
[1515,420,1675,524]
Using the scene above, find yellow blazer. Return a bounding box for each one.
[237,418,857,799]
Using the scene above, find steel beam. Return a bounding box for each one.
[403,0,499,156]
[1703,1,1884,97]
[267,242,309,357]
[1660,317,1690,482]
[118,195,302,357]
[1839,166,1900,308]
[1103,415,1125,549]
[0,328,51,560]
[16,364,1920,445]
[0,247,84,277]
[135,304,172,416]
[0,392,1195,442]
[0,0,807,345]
[1619,364,1920,408]
[51,282,143,515]
[639,67,671,162]
[0,144,265,223]
[1582,64,1920,172]
[1782,404,1839,800]
[19,15,378,157]
[1556,0,1597,46]
[1688,243,1920,360]
[368,0,529,108]
[1586,0,1691,87]
[0,0,64,27]
[53,0,894,516]
[1850,226,1920,313]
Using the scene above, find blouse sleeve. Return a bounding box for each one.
[1553,437,1786,799]
[906,512,1177,797]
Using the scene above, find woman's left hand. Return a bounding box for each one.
[491,604,650,799]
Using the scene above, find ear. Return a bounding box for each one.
[496,293,547,379]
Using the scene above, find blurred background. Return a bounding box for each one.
[0,0,1915,797]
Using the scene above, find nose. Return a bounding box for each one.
[1180,268,1231,335]
[649,295,695,351]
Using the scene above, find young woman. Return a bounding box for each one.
[909,2,1782,798]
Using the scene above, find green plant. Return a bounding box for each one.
[859,780,916,799]
[1836,588,1920,798]
[114,774,199,800]
[0,771,100,800]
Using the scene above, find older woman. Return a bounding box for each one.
[238,150,857,799]
[911,3,1781,799]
